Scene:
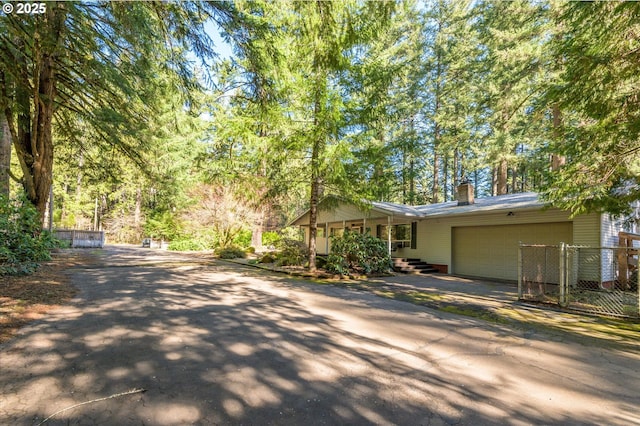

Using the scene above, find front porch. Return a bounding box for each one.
[300,216,417,257]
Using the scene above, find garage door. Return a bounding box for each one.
[452,222,573,281]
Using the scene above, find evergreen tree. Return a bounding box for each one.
[422,0,479,202]
[347,0,425,204]
[541,2,640,216]
[214,1,393,269]
[0,112,9,197]
[0,1,239,224]
[472,0,548,195]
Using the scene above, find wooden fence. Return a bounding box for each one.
[54,229,105,248]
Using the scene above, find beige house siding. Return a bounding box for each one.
[403,208,582,265]
[600,214,622,247]
[294,198,609,281]
[295,203,387,226]
[597,214,625,283]
[396,210,603,281]
[303,217,392,255]
[573,213,601,246]
[568,214,603,283]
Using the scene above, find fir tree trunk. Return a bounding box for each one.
[251,207,265,251]
[0,112,10,198]
[409,158,415,205]
[496,158,508,195]
[31,53,57,225]
[134,187,142,226]
[308,170,321,271]
[443,154,449,202]
[492,166,497,196]
[402,148,407,203]
[453,149,459,196]
[432,148,440,203]
[10,4,66,226]
[308,83,326,271]
[551,104,566,171]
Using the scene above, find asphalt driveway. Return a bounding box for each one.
[1,246,639,425]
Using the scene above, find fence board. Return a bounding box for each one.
[54,229,105,248]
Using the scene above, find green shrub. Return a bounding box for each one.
[144,210,181,241]
[325,231,391,275]
[260,253,276,263]
[233,229,252,248]
[245,246,256,254]
[279,226,304,241]
[168,238,211,251]
[0,194,58,276]
[215,246,247,259]
[262,231,281,247]
[316,255,327,269]
[274,238,308,266]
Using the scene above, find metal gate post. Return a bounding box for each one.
[559,242,566,306]
[637,264,640,317]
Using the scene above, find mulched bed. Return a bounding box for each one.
[0,250,90,344]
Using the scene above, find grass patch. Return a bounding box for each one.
[377,289,445,304]
[440,305,511,324]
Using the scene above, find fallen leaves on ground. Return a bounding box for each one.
[0,251,87,344]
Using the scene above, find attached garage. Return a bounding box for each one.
[291,186,632,284]
[452,222,573,281]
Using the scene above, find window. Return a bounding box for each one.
[396,224,411,241]
[330,227,344,237]
[317,228,325,238]
[377,222,417,249]
[350,225,363,234]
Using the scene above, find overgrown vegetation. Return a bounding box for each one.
[0,194,60,275]
[273,239,309,267]
[2,1,639,273]
[325,231,392,276]
[215,246,247,259]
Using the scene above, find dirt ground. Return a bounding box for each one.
[2,246,639,425]
[0,250,87,343]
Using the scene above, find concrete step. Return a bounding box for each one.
[392,258,438,274]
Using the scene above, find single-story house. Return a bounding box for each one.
[290,183,636,282]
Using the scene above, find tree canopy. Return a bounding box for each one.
[0,1,238,222]
[540,2,640,216]
[1,0,638,264]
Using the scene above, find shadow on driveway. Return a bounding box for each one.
[1,246,639,425]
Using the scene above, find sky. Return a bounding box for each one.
[205,19,234,61]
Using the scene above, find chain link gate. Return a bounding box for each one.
[519,243,640,318]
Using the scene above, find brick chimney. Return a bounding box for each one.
[456,180,474,206]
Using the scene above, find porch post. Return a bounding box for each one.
[325,222,329,254]
[559,242,566,306]
[387,215,392,256]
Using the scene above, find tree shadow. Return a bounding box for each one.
[1,248,638,425]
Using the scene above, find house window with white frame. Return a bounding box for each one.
[378,223,416,249]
